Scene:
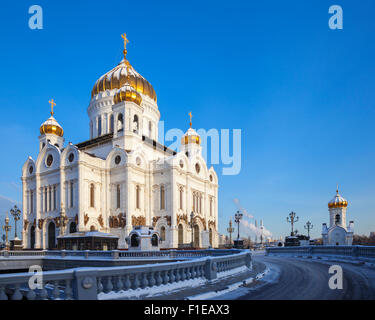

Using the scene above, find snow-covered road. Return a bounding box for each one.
[215,254,375,300]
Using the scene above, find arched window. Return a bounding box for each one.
[133,115,139,133]
[90,121,93,139]
[160,226,166,241]
[48,186,52,212]
[30,190,34,214]
[69,222,77,234]
[110,114,114,133]
[90,184,95,208]
[30,226,35,249]
[151,234,158,247]
[90,225,96,231]
[179,187,183,210]
[48,222,56,249]
[192,192,196,213]
[178,224,183,245]
[117,113,124,132]
[116,184,121,209]
[98,117,102,136]
[160,186,165,210]
[148,121,152,137]
[136,185,140,209]
[70,182,74,208]
[335,214,340,225]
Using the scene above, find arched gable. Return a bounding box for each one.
[61,143,80,166]
[105,147,128,169]
[35,142,61,174]
[22,156,36,178]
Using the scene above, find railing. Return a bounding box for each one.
[266,245,375,261]
[0,250,251,300]
[0,248,243,260]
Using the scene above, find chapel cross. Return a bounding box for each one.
[49,99,56,116]
[189,112,193,128]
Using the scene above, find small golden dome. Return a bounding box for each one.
[113,82,142,105]
[40,116,64,137]
[328,188,348,209]
[181,128,201,145]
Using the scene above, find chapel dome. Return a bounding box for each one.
[40,116,64,137]
[328,188,348,209]
[181,127,201,145]
[91,58,157,103]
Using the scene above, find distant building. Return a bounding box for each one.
[322,188,354,246]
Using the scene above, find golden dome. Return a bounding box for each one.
[40,116,64,137]
[181,128,201,145]
[91,58,157,102]
[114,82,142,105]
[328,188,348,209]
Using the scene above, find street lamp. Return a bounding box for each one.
[10,205,21,240]
[234,210,243,242]
[227,218,234,247]
[304,221,313,239]
[190,211,194,249]
[2,213,11,249]
[286,211,299,236]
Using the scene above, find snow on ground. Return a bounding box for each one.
[98,265,251,300]
[187,266,271,300]
[98,277,207,300]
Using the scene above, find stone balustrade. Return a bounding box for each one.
[0,249,251,300]
[266,245,375,261]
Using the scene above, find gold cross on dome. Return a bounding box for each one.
[121,33,129,50]
[49,99,56,116]
[189,112,193,128]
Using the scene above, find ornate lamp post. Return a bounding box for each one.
[190,211,194,249]
[10,205,21,240]
[2,213,11,249]
[227,218,234,247]
[286,211,299,236]
[304,221,313,239]
[234,210,243,242]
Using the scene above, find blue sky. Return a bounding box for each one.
[0,0,374,240]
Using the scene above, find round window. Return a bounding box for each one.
[115,155,121,165]
[195,163,200,174]
[46,154,53,167]
[68,153,74,163]
[29,166,34,174]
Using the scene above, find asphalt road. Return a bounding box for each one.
[218,254,375,300]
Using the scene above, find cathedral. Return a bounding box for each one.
[322,188,354,246]
[21,34,219,250]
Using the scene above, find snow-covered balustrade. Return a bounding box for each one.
[0,248,243,260]
[266,245,375,262]
[0,250,251,300]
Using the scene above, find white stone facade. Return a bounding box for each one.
[21,48,219,250]
[322,189,354,246]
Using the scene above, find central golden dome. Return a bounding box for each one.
[91,59,157,102]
